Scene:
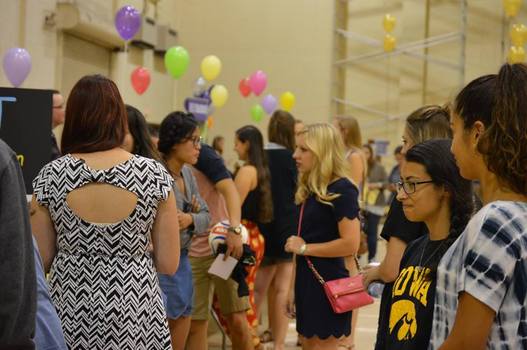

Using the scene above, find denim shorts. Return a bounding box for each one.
[158,250,193,319]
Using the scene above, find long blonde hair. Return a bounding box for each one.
[295,123,351,205]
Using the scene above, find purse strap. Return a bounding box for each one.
[297,202,364,287]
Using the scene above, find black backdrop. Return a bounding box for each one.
[0,87,52,194]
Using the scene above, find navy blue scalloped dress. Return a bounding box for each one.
[295,178,360,339]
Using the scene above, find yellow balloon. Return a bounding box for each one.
[510,24,527,46]
[211,84,228,108]
[508,46,526,64]
[503,0,522,17]
[383,14,396,33]
[201,55,222,81]
[383,34,397,52]
[280,91,296,112]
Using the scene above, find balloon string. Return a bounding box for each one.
[386,56,391,116]
[124,41,129,68]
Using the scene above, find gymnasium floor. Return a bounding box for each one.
[209,243,385,350]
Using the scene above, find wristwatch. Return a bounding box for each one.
[227,225,242,235]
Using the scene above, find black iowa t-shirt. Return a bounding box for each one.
[375,199,428,350]
[383,235,450,350]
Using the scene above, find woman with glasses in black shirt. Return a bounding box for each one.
[362,105,452,350]
[378,139,472,350]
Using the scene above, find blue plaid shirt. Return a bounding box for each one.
[429,201,527,349]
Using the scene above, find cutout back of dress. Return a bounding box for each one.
[66,183,138,225]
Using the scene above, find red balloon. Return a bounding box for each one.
[131,67,151,95]
[238,78,251,97]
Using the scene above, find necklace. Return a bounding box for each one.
[417,237,447,273]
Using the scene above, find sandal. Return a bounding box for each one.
[260,329,273,343]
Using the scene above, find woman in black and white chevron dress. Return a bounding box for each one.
[30,75,180,349]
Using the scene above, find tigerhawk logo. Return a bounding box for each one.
[389,300,417,340]
[388,266,432,341]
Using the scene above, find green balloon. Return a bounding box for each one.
[250,104,264,122]
[164,46,190,79]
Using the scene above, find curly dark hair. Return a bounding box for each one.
[125,105,161,161]
[405,139,474,279]
[455,64,527,196]
[158,111,198,159]
[236,125,273,223]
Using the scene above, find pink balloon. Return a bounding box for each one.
[248,70,267,96]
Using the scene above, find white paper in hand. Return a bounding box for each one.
[208,254,238,280]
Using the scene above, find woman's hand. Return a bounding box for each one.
[285,236,306,254]
[178,212,193,230]
[362,265,380,287]
[190,195,200,213]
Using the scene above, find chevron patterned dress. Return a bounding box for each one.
[32,154,173,349]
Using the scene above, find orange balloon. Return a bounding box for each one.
[207,116,214,129]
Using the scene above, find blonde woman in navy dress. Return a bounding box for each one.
[285,123,361,350]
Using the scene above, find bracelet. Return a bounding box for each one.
[298,243,307,255]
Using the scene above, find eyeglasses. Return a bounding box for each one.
[187,136,202,147]
[396,180,434,195]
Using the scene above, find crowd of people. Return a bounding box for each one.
[1,62,527,350]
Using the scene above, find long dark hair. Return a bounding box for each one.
[236,125,273,223]
[62,75,126,154]
[405,139,473,277]
[125,105,161,161]
[363,143,375,176]
[455,64,527,196]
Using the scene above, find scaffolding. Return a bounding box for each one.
[332,0,468,128]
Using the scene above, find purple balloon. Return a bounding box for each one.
[261,94,277,115]
[2,48,31,87]
[115,5,141,41]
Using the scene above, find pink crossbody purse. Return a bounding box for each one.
[298,202,374,314]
